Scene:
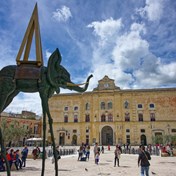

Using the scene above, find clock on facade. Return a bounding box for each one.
[104,83,110,88]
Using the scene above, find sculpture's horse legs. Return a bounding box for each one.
[0,80,18,176]
[40,93,58,176]
[0,128,11,176]
[41,110,46,176]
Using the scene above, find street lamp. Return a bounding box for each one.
[167,124,170,134]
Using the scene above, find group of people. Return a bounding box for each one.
[0,145,28,172]
[93,143,123,166]
[93,143,152,176]
[77,143,90,161]
[161,144,173,156]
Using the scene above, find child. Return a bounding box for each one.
[95,151,100,165]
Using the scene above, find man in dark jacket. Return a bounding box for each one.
[138,145,151,176]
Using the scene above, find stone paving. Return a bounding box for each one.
[1,146,176,176]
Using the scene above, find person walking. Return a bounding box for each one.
[15,149,22,169]
[114,145,121,167]
[21,145,28,167]
[32,146,41,160]
[77,145,83,161]
[101,145,104,153]
[93,142,98,158]
[138,145,151,176]
[95,151,100,165]
[85,145,90,160]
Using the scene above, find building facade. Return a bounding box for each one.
[0,111,42,146]
[47,76,176,146]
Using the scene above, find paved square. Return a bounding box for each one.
[1,147,176,176]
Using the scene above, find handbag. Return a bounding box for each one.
[57,155,61,160]
[142,151,150,166]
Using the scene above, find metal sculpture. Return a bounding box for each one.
[0,48,93,175]
[0,3,93,176]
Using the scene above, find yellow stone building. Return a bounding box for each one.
[47,75,176,146]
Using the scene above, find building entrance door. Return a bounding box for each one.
[59,133,65,145]
[72,135,77,145]
[101,126,113,145]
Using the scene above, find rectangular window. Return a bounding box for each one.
[126,135,130,144]
[74,114,78,122]
[171,129,176,133]
[138,113,143,121]
[149,103,155,108]
[101,115,106,122]
[150,113,155,121]
[74,106,78,111]
[73,129,77,133]
[108,114,113,122]
[34,125,38,134]
[107,102,112,109]
[101,102,105,110]
[64,106,68,111]
[138,104,143,108]
[86,135,89,144]
[125,113,130,121]
[64,115,68,123]
[85,114,90,122]
[141,129,145,133]
[126,129,130,133]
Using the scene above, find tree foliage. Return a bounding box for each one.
[152,134,176,145]
[1,119,30,146]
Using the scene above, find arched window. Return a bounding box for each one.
[107,102,112,109]
[85,114,90,122]
[64,115,68,123]
[101,114,106,122]
[108,113,113,122]
[101,102,105,110]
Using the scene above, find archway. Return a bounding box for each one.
[101,126,113,145]
[72,135,77,145]
[140,134,147,145]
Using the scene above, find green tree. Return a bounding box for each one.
[1,119,30,147]
[152,134,176,145]
[152,135,163,144]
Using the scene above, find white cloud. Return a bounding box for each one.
[112,23,149,71]
[87,18,123,46]
[136,0,164,21]
[45,50,52,61]
[5,93,42,116]
[88,17,176,90]
[52,6,72,22]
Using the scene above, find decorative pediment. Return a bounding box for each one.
[93,75,120,91]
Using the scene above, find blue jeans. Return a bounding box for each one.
[140,166,149,176]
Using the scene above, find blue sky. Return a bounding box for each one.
[0,0,176,115]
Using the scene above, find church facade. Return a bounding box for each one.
[46,76,176,146]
